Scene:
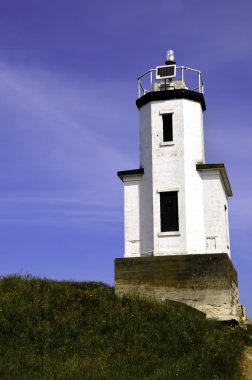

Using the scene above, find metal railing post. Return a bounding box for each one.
[138,79,140,98]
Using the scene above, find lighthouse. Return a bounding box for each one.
[115,51,245,321]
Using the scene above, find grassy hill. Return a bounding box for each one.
[0,275,248,380]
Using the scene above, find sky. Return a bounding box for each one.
[0,0,251,317]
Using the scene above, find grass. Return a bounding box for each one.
[0,275,248,379]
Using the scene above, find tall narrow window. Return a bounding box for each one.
[162,113,173,142]
[160,191,179,232]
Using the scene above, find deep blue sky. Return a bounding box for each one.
[0,1,251,317]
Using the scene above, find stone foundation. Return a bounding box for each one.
[114,253,245,321]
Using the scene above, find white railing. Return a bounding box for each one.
[137,66,204,98]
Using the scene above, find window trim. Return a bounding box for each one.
[157,187,179,193]
[159,110,175,115]
[158,231,181,237]
[159,141,175,147]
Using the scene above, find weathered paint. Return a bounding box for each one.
[115,254,245,320]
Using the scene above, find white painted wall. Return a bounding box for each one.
[139,104,154,255]
[183,100,206,253]
[200,170,231,256]
[145,98,206,255]
[150,100,186,255]
[123,177,141,257]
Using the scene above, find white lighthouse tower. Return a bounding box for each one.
[118,50,231,258]
[115,51,245,321]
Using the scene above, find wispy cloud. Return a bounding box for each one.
[0,62,135,226]
[0,193,122,225]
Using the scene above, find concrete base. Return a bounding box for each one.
[115,253,246,321]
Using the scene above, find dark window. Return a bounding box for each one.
[162,114,173,142]
[160,191,179,232]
